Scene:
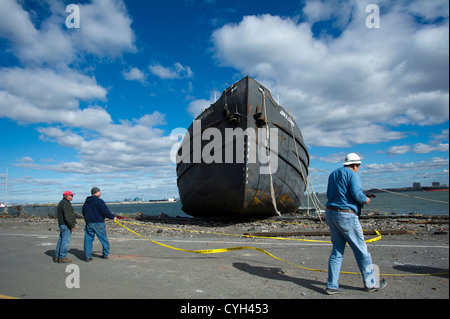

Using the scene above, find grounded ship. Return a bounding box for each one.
[176,76,309,217]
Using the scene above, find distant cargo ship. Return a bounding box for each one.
[148,198,177,203]
[423,186,449,192]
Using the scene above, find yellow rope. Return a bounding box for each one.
[115,219,447,276]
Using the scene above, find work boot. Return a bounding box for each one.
[52,257,59,263]
[365,279,387,292]
[325,287,347,295]
[58,257,72,263]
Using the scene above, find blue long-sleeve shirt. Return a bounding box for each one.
[82,196,115,223]
[326,167,368,214]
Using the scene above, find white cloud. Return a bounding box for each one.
[0,0,176,180]
[364,157,449,175]
[1,0,448,201]
[413,143,449,154]
[0,0,135,132]
[122,67,147,84]
[407,0,449,21]
[0,67,110,128]
[17,156,34,163]
[432,129,449,142]
[387,145,412,155]
[0,0,74,65]
[211,1,449,147]
[134,112,167,127]
[149,63,179,79]
[32,111,174,175]
[149,62,193,80]
[0,67,107,108]
[0,0,136,65]
[387,143,449,155]
[303,0,354,29]
[187,99,212,118]
[356,156,449,191]
[74,0,137,57]
[317,152,348,164]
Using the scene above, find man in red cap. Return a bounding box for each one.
[54,191,77,263]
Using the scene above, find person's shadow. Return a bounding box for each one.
[45,249,100,261]
[232,262,329,294]
[393,264,449,278]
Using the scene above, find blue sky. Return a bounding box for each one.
[0,0,448,204]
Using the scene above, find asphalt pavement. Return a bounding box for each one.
[0,220,448,302]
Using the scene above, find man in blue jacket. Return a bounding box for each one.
[324,153,386,295]
[82,187,116,262]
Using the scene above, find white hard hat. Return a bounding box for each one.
[343,153,362,166]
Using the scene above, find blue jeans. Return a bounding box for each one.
[84,222,110,259]
[55,225,72,258]
[326,210,375,289]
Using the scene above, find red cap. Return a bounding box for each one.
[63,191,75,196]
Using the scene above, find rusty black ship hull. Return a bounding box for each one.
[176,76,309,217]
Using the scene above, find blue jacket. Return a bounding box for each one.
[326,167,368,214]
[82,196,115,223]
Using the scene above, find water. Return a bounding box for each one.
[308,191,448,216]
[97,191,448,217]
[6,201,190,218]
[5,190,448,218]
[86,202,189,218]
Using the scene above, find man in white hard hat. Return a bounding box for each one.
[324,153,387,295]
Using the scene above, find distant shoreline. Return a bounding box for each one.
[4,201,179,207]
[366,186,448,193]
[74,201,179,206]
[107,201,178,205]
